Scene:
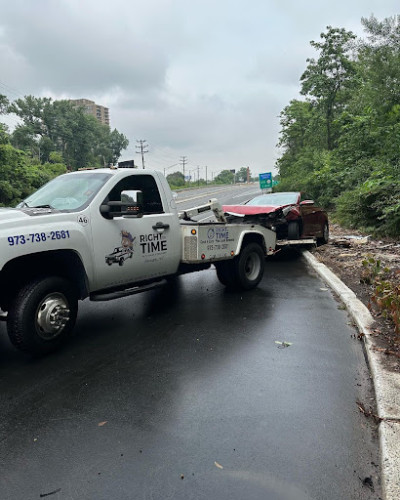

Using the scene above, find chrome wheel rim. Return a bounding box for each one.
[35,292,71,340]
[245,252,261,281]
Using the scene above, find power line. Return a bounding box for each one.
[135,139,149,169]
[0,79,25,100]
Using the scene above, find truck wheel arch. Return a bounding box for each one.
[0,250,89,311]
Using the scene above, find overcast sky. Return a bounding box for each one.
[0,0,398,178]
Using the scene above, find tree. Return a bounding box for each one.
[214,170,234,184]
[300,26,357,150]
[166,171,185,187]
[8,96,129,169]
[0,94,9,115]
[235,167,249,183]
[109,129,129,165]
[276,16,400,236]
[0,95,10,145]
[0,143,67,206]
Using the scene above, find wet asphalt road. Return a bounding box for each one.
[0,250,381,499]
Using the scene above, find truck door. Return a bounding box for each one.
[90,173,182,291]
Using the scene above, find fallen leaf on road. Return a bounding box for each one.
[98,421,108,427]
[275,341,292,348]
[214,461,224,469]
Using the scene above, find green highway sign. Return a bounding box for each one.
[259,172,272,189]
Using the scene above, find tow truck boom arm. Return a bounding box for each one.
[178,198,227,223]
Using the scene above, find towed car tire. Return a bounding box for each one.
[287,221,300,240]
[317,222,329,245]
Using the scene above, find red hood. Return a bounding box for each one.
[222,204,285,215]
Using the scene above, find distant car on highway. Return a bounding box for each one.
[223,191,329,244]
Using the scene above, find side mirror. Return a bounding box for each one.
[120,190,143,217]
[300,200,315,206]
[100,190,143,218]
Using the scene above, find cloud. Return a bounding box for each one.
[1,0,399,175]
[0,0,182,95]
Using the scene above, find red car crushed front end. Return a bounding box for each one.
[223,192,329,243]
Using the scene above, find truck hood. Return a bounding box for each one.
[0,208,31,228]
[0,207,58,230]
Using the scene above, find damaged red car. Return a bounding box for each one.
[223,191,329,244]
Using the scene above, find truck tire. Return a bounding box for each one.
[7,276,78,355]
[215,260,237,288]
[234,242,265,290]
[287,221,300,240]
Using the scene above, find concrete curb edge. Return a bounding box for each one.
[302,250,400,500]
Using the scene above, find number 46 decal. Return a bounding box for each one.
[78,215,89,226]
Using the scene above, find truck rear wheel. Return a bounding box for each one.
[216,243,265,290]
[234,242,265,290]
[7,276,78,355]
[215,260,237,288]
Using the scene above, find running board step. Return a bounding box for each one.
[90,280,167,302]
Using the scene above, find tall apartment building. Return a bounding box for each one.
[69,99,110,126]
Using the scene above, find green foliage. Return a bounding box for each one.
[214,170,234,184]
[335,175,400,236]
[361,255,400,335]
[0,144,67,207]
[0,94,9,114]
[7,96,128,169]
[0,123,9,145]
[277,16,400,237]
[166,171,185,188]
[300,26,357,150]
[373,280,400,335]
[235,167,249,183]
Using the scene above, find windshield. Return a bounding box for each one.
[17,172,112,211]
[245,192,299,207]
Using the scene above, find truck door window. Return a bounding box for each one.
[103,175,164,217]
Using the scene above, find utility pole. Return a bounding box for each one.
[136,139,148,169]
[163,163,178,177]
[179,156,187,180]
[205,166,208,185]
[197,166,200,187]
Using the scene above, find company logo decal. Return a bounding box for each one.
[105,230,135,266]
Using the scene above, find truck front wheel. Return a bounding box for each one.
[7,277,78,355]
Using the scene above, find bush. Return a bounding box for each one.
[335,175,400,236]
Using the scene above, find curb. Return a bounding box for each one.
[303,250,400,500]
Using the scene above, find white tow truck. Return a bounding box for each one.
[0,166,277,355]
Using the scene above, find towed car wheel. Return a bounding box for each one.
[317,222,329,245]
[287,221,300,240]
